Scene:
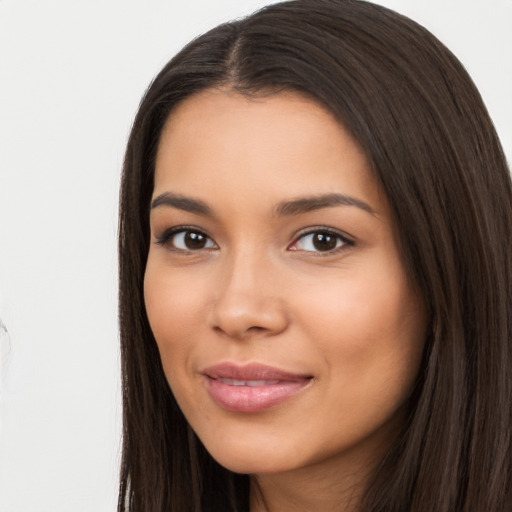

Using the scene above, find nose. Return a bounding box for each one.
[208,253,289,341]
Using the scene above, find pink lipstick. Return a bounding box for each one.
[202,363,312,413]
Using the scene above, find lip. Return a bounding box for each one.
[202,363,313,413]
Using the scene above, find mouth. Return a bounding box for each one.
[202,363,313,413]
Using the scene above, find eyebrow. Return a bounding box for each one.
[274,193,375,216]
[151,192,213,216]
[150,191,375,217]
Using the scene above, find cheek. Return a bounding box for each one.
[301,280,426,451]
[143,263,210,418]
[143,260,205,364]
[298,264,426,390]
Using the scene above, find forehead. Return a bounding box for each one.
[157,88,359,159]
[154,88,384,215]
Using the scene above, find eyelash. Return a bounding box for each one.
[155,226,354,255]
[289,227,354,255]
[155,226,217,252]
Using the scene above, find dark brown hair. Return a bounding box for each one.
[118,1,512,510]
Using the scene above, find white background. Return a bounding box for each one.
[0,1,510,511]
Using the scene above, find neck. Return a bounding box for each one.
[249,451,376,512]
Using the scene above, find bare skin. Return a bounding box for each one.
[145,89,427,511]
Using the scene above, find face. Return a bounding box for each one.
[144,89,427,477]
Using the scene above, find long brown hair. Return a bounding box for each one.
[118,1,512,510]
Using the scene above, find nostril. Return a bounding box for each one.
[209,292,289,340]
[213,325,280,340]
[213,324,268,339]
[247,326,266,332]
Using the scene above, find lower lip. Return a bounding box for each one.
[205,377,311,413]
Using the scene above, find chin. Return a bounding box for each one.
[200,436,301,475]
[213,454,294,475]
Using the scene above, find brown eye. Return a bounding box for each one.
[183,231,208,249]
[290,230,351,253]
[157,229,217,251]
[311,233,338,251]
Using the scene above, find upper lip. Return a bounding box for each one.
[202,363,312,381]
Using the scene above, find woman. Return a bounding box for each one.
[118,1,512,510]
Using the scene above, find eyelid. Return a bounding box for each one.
[154,225,353,255]
[288,226,354,254]
[154,225,218,251]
